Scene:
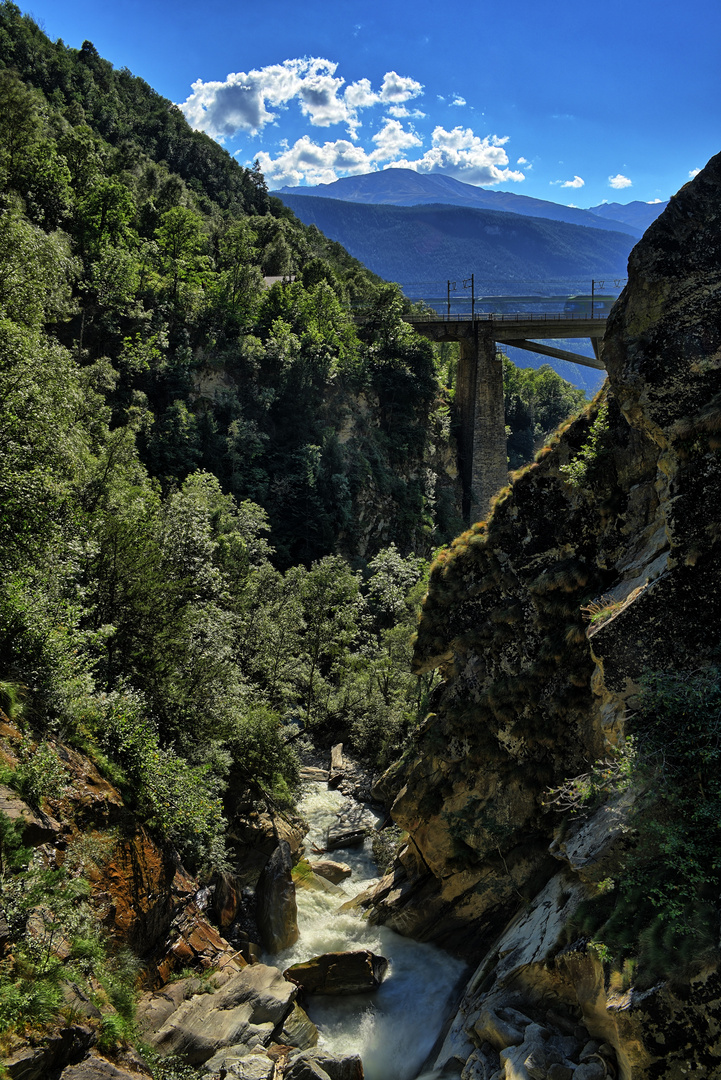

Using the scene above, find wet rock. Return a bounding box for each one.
[574,1063,605,1080]
[327,743,345,787]
[153,901,245,985]
[330,744,344,773]
[4,1026,96,1080]
[474,1005,530,1051]
[547,1066,574,1080]
[300,767,330,783]
[85,823,178,956]
[210,870,244,929]
[58,1052,151,1079]
[460,1044,502,1080]
[255,840,299,953]
[286,1050,364,1080]
[227,808,306,888]
[202,1048,275,1078]
[279,1002,319,1049]
[284,950,388,995]
[0,784,60,845]
[285,1058,332,1080]
[309,859,352,884]
[579,1040,600,1061]
[325,827,366,852]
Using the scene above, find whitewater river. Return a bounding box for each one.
[267,782,467,1080]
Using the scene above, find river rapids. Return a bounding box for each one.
[266,782,467,1080]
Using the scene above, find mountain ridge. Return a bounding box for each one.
[275,168,666,238]
[277,192,634,285]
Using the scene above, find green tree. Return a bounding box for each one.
[295,555,365,726]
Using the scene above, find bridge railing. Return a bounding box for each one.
[401,310,611,323]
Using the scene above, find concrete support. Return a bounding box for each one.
[414,320,509,522]
[465,324,508,521]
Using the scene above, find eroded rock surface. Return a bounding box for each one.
[141,963,297,1064]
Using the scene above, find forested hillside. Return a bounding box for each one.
[0,0,461,829]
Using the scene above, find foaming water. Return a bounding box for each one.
[268,783,467,1080]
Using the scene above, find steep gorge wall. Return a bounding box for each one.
[365,152,721,1076]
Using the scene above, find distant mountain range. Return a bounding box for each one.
[275,169,668,239]
[584,199,668,233]
[278,194,634,286]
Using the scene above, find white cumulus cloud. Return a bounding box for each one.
[550,175,584,188]
[608,173,632,189]
[393,126,524,186]
[179,59,423,141]
[380,71,423,103]
[388,105,426,119]
[370,118,423,160]
[689,168,701,178]
[255,136,374,187]
[451,95,467,107]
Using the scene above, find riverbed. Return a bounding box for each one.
[267,782,467,1080]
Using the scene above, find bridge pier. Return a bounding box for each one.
[459,323,508,521]
[415,321,508,521]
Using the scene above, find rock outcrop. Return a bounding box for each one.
[364,151,721,1076]
[140,964,298,1063]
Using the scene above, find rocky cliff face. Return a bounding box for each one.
[365,152,721,1077]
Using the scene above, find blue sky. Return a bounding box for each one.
[22,0,720,206]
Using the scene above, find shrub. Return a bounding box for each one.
[559,401,610,489]
[94,688,227,871]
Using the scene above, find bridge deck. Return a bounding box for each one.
[403,314,606,339]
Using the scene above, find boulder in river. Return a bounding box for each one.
[309,859,352,884]
[300,766,330,782]
[284,950,388,995]
[325,827,366,852]
[255,839,299,952]
[280,1001,319,1049]
[285,1049,364,1080]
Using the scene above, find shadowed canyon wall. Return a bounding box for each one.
[364,151,721,1077]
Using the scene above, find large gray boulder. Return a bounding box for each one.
[255,840,299,952]
[58,1054,151,1079]
[144,963,297,1064]
[309,859,352,884]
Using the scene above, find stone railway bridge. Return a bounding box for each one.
[404,312,607,521]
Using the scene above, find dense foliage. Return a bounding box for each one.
[0,0,452,876]
[567,668,721,985]
[503,358,587,469]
